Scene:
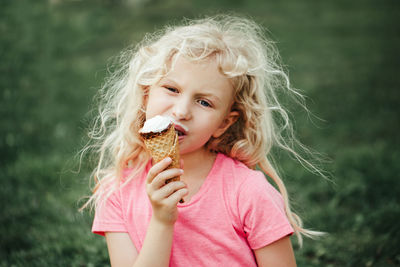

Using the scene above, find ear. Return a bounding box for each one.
[212,111,239,138]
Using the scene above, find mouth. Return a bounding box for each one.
[176,129,184,136]
[174,125,187,137]
[167,116,188,132]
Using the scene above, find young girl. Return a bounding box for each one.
[83,15,322,266]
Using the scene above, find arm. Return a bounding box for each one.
[105,220,173,267]
[105,157,187,267]
[105,232,137,267]
[254,236,296,267]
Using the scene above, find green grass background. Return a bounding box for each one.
[1,0,399,266]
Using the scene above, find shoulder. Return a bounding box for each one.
[93,164,150,221]
[97,162,150,207]
[217,153,275,192]
[119,162,151,195]
[217,153,261,177]
[216,154,292,248]
[216,153,285,214]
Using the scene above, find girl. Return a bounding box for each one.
[83,15,322,266]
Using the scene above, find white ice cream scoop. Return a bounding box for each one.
[139,115,172,133]
[140,115,189,133]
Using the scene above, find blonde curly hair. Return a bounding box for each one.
[81,14,324,246]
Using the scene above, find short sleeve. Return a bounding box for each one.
[92,188,127,236]
[237,172,294,249]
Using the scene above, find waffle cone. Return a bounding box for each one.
[140,123,180,183]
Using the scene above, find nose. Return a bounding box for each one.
[172,96,192,120]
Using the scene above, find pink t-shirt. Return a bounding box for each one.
[92,153,294,266]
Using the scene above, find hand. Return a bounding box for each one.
[146,157,188,225]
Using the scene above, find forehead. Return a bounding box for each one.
[164,55,233,96]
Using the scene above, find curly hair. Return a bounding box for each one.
[81,14,324,246]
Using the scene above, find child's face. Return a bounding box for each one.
[144,56,238,156]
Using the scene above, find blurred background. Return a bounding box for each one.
[1,0,399,266]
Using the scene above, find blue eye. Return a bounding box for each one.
[165,86,178,93]
[199,99,211,107]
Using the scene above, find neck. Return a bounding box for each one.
[181,148,216,181]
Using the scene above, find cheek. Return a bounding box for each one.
[145,88,170,118]
[198,115,224,137]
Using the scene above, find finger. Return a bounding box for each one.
[164,187,189,206]
[152,181,187,202]
[151,168,183,190]
[146,157,172,184]
[180,158,184,169]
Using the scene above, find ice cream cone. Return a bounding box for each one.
[140,123,180,183]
